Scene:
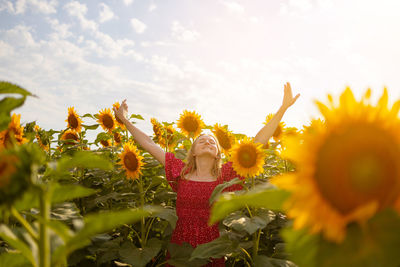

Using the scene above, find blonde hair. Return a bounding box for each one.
[180,134,222,180]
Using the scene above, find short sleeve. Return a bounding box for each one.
[164,152,185,192]
[221,161,245,192]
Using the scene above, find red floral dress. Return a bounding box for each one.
[164,152,244,267]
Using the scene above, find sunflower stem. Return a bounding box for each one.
[137,177,146,247]
[39,186,51,267]
[11,207,38,242]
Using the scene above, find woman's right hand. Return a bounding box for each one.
[113,99,128,123]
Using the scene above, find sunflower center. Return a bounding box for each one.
[315,123,400,215]
[238,145,257,168]
[114,132,121,143]
[103,115,114,129]
[124,152,138,171]
[183,117,199,132]
[65,133,78,141]
[68,114,79,129]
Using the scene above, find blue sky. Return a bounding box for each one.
[1,0,400,141]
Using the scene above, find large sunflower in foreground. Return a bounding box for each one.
[264,114,285,141]
[119,142,144,180]
[272,87,400,243]
[98,108,116,132]
[177,110,205,138]
[212,124,235,154]
[230,137,265,178]
[112,102,126,130]
[66,107,82,132]
[0,114,27,149]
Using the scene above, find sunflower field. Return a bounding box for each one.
[1,80,400,267]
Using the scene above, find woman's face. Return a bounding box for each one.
[193,135,219,158]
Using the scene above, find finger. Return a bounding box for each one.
[294,93,300,101]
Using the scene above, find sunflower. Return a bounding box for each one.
[98,108,116,132]
[66,107,82,132]
[272,87,400,243]
[100,139,111,147]
[163,125,177,150]
[61,130,79,145]
[0,113,27,149]
[112,102,126,130]
[151,118,164,145]
[264,114,286,141]
[177,110,205,138]
[113,131,122,145]
[34,125,49,152]
[212,124,235,153]
[230,137,266,178]
[119,142,144,180]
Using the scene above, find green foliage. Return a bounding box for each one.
[0,81,32,131]
[209,186,290,224]
[283,209,400,267]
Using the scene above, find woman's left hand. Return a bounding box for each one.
[282,82,300,110]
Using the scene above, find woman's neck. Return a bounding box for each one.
[191,155,215,180]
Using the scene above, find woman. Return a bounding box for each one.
[113,82,299,266]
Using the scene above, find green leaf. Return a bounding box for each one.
[13,184,97,211]
[82,113,95,119]
[223,213,268,235]
[51,184,98,204]
[0,96,26,114]
[281,227,318,267]
[254,255,297,267]
[130,114,144,120]
[209,177,242,205]
[0,81,32,96]
[81,124,99,130]
[209,187,290,224]
[190,234,238,261]
[167,243,209,267]
[0,114,11,131]
[57,151,112,172]
[119,238,162,267]
[0,225,36,266]
[95,132,111,143]
[68,206,161,252]
[154,207,177,229]
[0,252,33,267]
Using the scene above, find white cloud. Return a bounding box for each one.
[47,18,72,39]
[0,40,14,57]
[4,25,37,48]
[171,21,200,42]
[123,0,133,6]
[280,0,314,16]
[130,18,147,34]
[149,3,156,12]
[64,1,98,32]
[222,1,244,15]
[99,3,115,23]
[0,0,57,14]
[30,0,57,14]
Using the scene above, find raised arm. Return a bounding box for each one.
[254,82,300,145]
[113,100,166,165]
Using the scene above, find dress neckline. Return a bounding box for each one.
[185,179,219,183]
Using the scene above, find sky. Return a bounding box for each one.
[1,0,400,141]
